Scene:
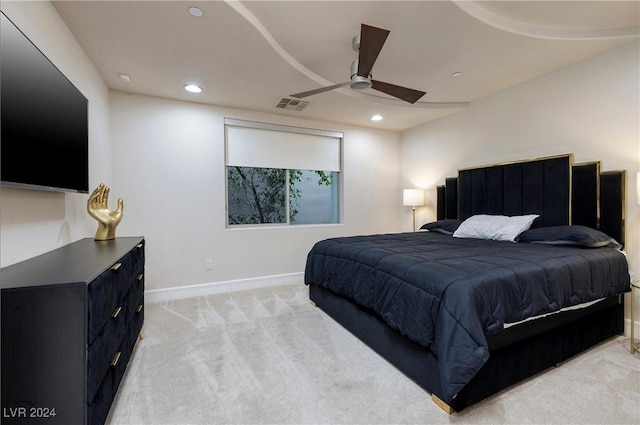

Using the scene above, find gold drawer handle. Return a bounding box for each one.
[136,273,144,281]
[110,351,122,367]
[110,262,122,271]
[136,304,143,313]
[111,306,122,319]
[136,243,143,249]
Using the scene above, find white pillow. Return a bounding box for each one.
[453,214,539,243]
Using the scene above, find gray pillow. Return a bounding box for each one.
[420,219,462,235]
[517,225,621,249]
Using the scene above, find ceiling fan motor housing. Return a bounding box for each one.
[350,60,372,90]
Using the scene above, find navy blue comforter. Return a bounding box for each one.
[304,232,630,401]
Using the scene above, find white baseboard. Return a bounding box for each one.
[145,272,304,303]
[625,318,640,339]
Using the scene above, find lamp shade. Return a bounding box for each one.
[403,189,425,207]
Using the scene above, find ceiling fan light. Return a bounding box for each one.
[350,75,372,90]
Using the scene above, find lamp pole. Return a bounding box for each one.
[403,188,425,232]
[412,206,417,232]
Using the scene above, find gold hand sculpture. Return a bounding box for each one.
[87,183,124,240]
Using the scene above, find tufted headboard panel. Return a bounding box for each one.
[436,154,626,245]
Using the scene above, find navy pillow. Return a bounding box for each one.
[517,225,621,249]
[420,219,462,235]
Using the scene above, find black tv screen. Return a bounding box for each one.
[1,12,89,194]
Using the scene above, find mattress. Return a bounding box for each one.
[503,298,603,328]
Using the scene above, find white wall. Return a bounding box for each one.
[400,40,640,324]
[0,1,111,267]
[110,92,401,291]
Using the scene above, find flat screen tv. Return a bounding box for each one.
[1,12,89,194]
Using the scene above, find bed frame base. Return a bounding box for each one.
[309,283,624,412]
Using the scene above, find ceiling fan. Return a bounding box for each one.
[290,24,426,104]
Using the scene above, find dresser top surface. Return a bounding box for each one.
[0,237,144,290]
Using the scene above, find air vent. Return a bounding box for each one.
[276,98,309,111]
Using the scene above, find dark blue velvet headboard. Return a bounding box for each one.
[436,154,626,245]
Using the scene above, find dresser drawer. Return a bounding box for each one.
[88,252,134,344]
[87,270,118,345]
[87,358,115,425]
[128,297,144,350]
[87,303,129,404]
[114,250,136,302]
[132,242,145,277]
[128,273,144,319]
[112,334,134,399]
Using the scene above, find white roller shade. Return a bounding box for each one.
[226,124,341,172]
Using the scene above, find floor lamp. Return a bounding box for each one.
[403,189,425,232]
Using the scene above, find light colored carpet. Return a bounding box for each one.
[107,284,640,425]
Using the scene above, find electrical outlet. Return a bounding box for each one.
[205,259,213,270]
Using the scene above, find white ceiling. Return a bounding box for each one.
[52,1,639,132]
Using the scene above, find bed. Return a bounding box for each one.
[304,154,630,413]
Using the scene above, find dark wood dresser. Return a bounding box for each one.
[1,237,145,425]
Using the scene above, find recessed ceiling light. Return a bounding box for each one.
[371,115,383,121]
[451,72,463,78]
[188,6,203,17]
[119,73,131,82]
[184,84,203,93]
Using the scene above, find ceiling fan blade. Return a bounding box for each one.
[290,81,351,99]
[357,24,390,77]
[371,80,426,104]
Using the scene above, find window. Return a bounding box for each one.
[225,119,342,227]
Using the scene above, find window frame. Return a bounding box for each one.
[224,118,343,228]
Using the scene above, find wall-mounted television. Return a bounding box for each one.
[1,11,89,194]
